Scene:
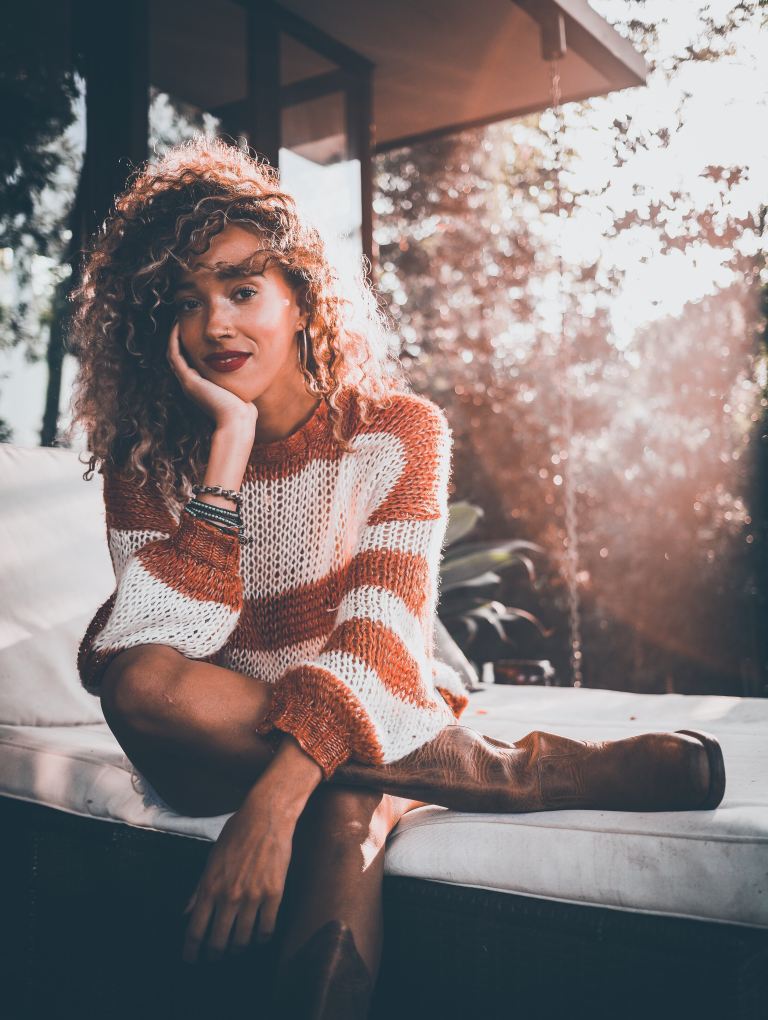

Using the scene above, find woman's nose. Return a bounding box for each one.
[205,300,234,339]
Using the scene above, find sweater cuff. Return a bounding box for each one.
[171,511,240,572]
[256,668,359,780]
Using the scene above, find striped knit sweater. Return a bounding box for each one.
[77,386,470,779]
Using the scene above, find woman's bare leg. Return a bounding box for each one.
[99,643,280,816]
[99,643,723,821]
[102,641,430,1015]
[271,787,427,1018]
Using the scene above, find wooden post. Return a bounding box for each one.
[345,66,375,271]
[75,0,149,240]
[45,1,149,446]
[247,0,281,167]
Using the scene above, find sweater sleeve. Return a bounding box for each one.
[255,396,469,780]
[77,462,243,695]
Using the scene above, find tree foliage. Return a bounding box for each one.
[0,7,83,358]
[373,0,766,694]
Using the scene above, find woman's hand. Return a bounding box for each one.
[181,793,295,964]
[167,321,259,433]
[181,737,323,964]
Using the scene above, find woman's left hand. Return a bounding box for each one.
[182,735,323,964]
[181,792,295,964]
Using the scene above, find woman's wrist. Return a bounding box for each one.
[199,420,255,510]
[244,735,323,827]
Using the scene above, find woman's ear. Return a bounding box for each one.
[294,282,311,331]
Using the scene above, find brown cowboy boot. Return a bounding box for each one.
[330,725,726,813]
[269,920,374,1020]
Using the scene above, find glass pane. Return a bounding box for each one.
[279,93,361,281]
[279,34,363,284]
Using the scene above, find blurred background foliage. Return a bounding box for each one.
[372,0,767,696]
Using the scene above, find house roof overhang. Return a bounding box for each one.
[273,0,648,152]
[149,1,646,157]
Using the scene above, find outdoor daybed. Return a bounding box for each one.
[1,441,767,1020]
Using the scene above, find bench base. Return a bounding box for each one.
[2,795,766,1020]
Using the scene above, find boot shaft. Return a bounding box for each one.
[331,726,725,814]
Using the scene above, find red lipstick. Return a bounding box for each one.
[204,353,252,373]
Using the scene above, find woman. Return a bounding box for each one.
[67,138,725,1019]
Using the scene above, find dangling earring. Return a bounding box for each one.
[298,326,321,394]
[297,326,308,371]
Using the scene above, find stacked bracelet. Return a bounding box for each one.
[187,498,240,526]
[192,484,243,509]
[184,498,252,544]
[184,484,252,545]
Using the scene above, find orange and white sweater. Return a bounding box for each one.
[77,387,470,780]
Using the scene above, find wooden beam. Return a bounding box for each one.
[239,1,372,265]
[374,84,625,155]
[212,69,351,129]
[235,0,373,75]
[271,3,373,76]
[282,69,350,109]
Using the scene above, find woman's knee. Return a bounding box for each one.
[100,643,187,730]
[302,786,397,853]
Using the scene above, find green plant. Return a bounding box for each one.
[436,500,553,681]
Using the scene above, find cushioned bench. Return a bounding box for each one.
[2,442,767,1020]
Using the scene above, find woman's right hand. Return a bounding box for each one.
[167,321,259,433]
[182,789,297,963]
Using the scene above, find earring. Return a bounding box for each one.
[297,327,307,370]
[298,326,322,394]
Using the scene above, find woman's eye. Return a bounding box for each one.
[176,298,200,314]
[234,286,258,301]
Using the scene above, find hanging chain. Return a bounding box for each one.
[548,59,584,688]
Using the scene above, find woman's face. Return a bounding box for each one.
[172,224,306,403]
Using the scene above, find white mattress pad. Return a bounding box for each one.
[1,684,766,928]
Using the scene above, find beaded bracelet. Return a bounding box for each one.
[192,484,243,509]
[184,504,240,536]
[184,499,253,546]
[187,498,241,525]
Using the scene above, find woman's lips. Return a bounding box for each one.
[204,354,252,374]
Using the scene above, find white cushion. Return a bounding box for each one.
[0,443,111,725]
[1,684,766,928]
[0,722,224,839]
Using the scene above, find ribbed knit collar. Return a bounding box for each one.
[248,395,331,464]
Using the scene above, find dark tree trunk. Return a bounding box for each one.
[39,281,69,447]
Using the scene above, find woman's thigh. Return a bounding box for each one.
[99,643,278,815]
[100,643,274,739]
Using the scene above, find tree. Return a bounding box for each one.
[0,6,84,445]
[373,0,766,694]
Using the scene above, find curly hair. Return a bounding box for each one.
[63,135,409,513]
